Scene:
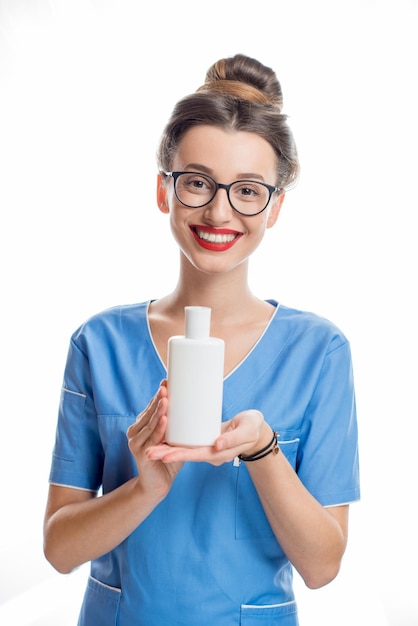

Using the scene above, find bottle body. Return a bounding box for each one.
[166,307,224,447]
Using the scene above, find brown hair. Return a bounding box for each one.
[157,54,299,190]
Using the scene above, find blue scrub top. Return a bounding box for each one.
[49,300,360,626]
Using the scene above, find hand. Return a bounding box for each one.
[146,409,268,466]
[127,381,183,495]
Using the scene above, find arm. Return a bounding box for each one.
[44,383,182,574]
[146,413,350,589]
[44,478,160,574]
[242,421,349,589]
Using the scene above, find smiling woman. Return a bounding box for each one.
[2,1,418,625]
[42,53,360,626]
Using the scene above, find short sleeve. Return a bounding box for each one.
[296,338,360,506]
[49,336,104,491]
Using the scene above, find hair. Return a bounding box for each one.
[157,53,299,190]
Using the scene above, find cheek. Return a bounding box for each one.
[250,216,269,237]
[168,208,190,244]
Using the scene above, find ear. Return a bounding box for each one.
[157,173,170,214]
[266,192,285,229]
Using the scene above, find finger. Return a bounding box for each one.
[128,407,167,458]
[127,387,165,437]
[151,414,168,446]
[130,414,168,456]
[215,414,260,452]
[146,443,233,466]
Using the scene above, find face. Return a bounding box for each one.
[157,125,285,276]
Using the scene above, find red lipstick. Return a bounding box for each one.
[190,225,242,252]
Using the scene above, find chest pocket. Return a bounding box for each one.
[235,436,300,540]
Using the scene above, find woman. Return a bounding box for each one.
[44,53,360,625]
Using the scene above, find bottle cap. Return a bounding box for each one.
[184,306,211,340]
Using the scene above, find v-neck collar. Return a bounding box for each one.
[145,299,282,380]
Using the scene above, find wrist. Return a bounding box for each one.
[133,476,169,504]
[244,421,273,456]
[238,423,279,463]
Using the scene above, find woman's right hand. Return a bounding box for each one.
[127,380,183,498]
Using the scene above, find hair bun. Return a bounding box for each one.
[201,54,283,110]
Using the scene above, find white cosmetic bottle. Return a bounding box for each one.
[166,306,225,447]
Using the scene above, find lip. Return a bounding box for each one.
[190,225,243,251]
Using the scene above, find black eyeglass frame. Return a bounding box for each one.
[163,171,282,216]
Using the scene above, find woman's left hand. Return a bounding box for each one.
[145,409,268,466]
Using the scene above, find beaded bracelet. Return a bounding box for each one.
[238,428,280,462]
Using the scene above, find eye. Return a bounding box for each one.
[233,182,264,201]
[241,186,258,196]
[180,173,214,194]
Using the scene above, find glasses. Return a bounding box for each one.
[163,171,281,216]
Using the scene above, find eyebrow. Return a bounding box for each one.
[183,163,266,182]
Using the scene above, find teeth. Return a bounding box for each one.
[196,229,236,243]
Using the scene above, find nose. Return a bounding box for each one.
[203,186,233,223]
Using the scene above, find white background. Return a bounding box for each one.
[0,1,417,624]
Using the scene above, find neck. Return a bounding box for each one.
[159,254,262,324]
